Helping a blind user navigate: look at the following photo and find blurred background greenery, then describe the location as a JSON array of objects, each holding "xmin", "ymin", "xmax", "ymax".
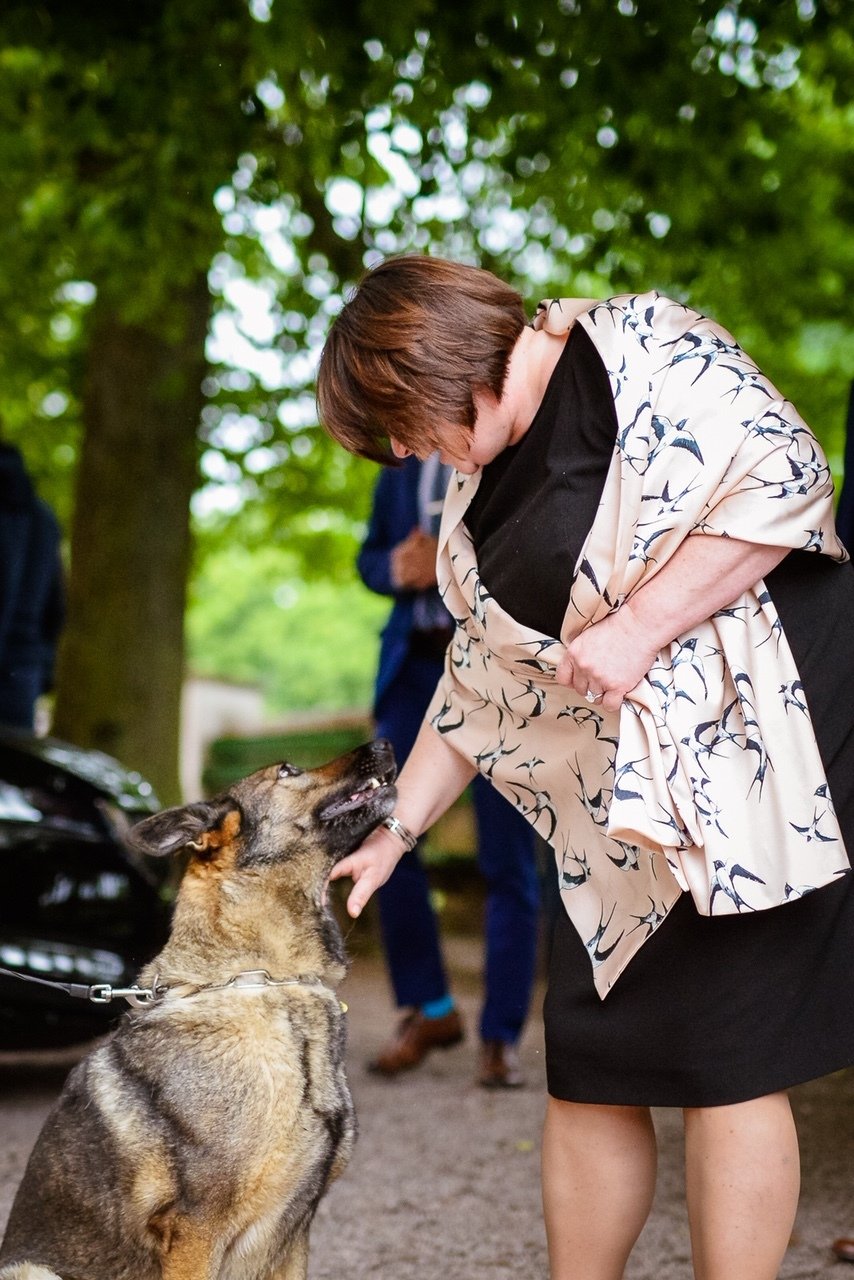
[{"xmin": 0, "ymin": 0, "xmax": 851, "ymax": 800}]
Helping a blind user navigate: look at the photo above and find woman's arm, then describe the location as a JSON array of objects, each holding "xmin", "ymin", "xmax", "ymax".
[
  {"xmin": 556, "ymin": 535, "xmax": 789, "ymax": 711},
  {"xmin": 329, "ymin": 719, "xmax": 477, "ymax": 918}
]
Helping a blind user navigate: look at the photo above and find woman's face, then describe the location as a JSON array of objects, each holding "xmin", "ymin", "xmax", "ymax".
[{"xmin": 390, "ymin": 390, "xmax": 512, "ymax": 475}]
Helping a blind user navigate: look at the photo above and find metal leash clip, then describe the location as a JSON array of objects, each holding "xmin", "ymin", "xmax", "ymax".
[{"xmin": 88, "ymin": 983, "xmax": 158, "ymax": 1008}]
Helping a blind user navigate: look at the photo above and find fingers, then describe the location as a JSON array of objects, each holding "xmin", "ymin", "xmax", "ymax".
[
  {"xmin": 391, "ymin": 542, "xmax": 437, "ymax": 590},
  {"xmin": 327, "ymin": 856, "xmax": 356, "ymax": 884},
  {"xmin": 560, "ymin": 626, "xmax": 628, "ymax": 705},
  {"xmin": 600, "ymin": 689, "xmax": 623, "ymax": 713},
  {"xmin": 346, "ymin": 869, "xmax": 382, "ymax": 919},
  {"xmin": 557, "ymin": 650, "xmax": 597, "ymax": 700},
  {"xmin": 327, "ymin": 856, "xmax": 365, "ymax": 917},
  {"xmin": 557, "ymin": 648, "xmax": 622, "ymax": 706},
  {"xmin": 555, "ymin": 652, "xmax": 575, "ymax": 688},
  {"xmin": 327, "ymin": 849, "xmax": 389, "ymax": 919}
]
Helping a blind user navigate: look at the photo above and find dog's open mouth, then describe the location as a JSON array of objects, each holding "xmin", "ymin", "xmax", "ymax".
[{"xmin": 318, "ymin": 771, "xmax": 395, "ymax": 822}]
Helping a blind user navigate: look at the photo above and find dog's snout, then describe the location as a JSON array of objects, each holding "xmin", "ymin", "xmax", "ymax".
[{"xmin": 367, "ymin": 738, "xmax": 396, "ymax": 779}]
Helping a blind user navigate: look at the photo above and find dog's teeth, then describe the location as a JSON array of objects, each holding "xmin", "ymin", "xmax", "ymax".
[{"xmin": 366, "ymin": 777, "xmax": 381, "ymax": 790}]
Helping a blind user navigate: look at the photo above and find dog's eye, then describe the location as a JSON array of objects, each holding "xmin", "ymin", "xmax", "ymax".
[{"xmin": 277, "ymin": 762, "xmax": 302, "ymax": 779}]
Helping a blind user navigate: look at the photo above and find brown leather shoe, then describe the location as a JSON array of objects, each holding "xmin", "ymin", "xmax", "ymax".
[
  {"xmin": 478, "ymin": 1039, "xmax": 525, "ymax": 1088},
  {"xmin": 832, "ymin": 1238, "xmax": 854, "ymax": 1263},
  {"xmin": 368, "ymin": 1008, "xmax": 464, "ymax": 1075}
]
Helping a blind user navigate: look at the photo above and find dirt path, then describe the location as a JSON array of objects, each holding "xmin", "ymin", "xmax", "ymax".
[{"xmin": 2, "ymin": 936, "xmax": 854, "ymax": 1277}]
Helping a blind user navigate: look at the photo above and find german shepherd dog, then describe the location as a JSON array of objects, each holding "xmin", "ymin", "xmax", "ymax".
[{"xmin": 0, "ymin": 740, "xmax": 396, "ymax": 1280}]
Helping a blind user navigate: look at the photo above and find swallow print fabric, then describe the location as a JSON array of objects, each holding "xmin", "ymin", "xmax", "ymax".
[{"xmin": 426, "ymin": 291, "xmax": 851, "ymax": 997}]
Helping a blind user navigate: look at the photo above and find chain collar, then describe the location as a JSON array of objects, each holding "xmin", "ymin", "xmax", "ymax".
[
  {"xmin": 124, "ymin": 969, "xmax": 346, "ymax": 1011},
  {"xmin": 0, "ymin": 965, "xmax": 346, "ymax": 1012}
]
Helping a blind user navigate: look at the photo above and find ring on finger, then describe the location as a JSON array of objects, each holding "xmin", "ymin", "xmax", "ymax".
[{"xmin": 584, "ymin": 689, "xmax": 605, "ymax": 704}]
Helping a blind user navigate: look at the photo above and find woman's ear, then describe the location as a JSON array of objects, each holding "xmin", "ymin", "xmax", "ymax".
[{"xmin": 127, "ymin": 798, "xmax": 240, "ymax": 859}]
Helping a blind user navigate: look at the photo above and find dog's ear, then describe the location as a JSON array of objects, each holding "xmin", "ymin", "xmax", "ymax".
[{"xmin": 128, "ymin": 798, "xmax": 241, "ymax": 859}]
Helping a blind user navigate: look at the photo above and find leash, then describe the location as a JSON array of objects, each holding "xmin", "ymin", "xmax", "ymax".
[
  {"xmin": 0, "ymin": 965, "xmax": 157, "ymax": 1008},
  {"xmin": 0, "ymin": 965, "xmax": 346, "ymax": 1012}
]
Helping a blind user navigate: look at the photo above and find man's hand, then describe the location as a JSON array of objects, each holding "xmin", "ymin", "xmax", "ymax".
[{"xmin": 390, "ymin": 528, "xmax": 440, "ymax": 591}]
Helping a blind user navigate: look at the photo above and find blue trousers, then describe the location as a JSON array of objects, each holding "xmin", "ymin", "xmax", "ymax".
[{"xmin": 375, "ymin": 651, "xmax": 540, "ymax": 1043}]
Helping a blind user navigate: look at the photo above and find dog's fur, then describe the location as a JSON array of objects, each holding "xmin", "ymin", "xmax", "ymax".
[{"xmin": 0, "ymin": 740, "xmax": 397, "ymax": 1280}]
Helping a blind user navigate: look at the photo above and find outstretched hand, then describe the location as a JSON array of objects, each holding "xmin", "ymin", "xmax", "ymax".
[{"xmin": 327, "ymin": 826, "xmax": 406, "ymax": 918}]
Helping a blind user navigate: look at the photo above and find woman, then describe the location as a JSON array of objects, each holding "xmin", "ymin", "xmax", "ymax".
[{"xmin": 317, "ymin": 255, "xmax": 854, "ymax": 1280}]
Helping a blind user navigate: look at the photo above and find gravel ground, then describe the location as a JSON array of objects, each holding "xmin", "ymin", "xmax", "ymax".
[{"xmin": 2, "ymin": 933, "xmax": 854, "ymax": 1278}]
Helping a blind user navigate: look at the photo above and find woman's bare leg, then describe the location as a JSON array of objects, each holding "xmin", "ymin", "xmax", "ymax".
[
  {"xmin": 542, "ymin": 1097, "xmax": 658, "ymax": 1280},
  {"xmin": 684, "ymin": 1092, "xmax": 800, "ymax": 1280}
]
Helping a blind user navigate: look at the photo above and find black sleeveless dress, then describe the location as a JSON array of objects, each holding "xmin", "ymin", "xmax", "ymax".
[{"xmin": 465, "ymin": 325, "xmax": 854, "ymax": 1107}]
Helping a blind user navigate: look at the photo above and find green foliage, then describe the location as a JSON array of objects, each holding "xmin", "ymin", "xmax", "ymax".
[
  {"xmin": 3, "ymin": 0, "xmax": 852, "ymax": 535},
  {"xmin": 203, "ymin": 722, "xmax": 373, "ymax": 795},
  {"xmin": 186, "ymin": 540, "xmax": 388, "ymax": 714}
]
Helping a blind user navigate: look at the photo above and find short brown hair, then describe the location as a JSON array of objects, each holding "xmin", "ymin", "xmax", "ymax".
[{"xmin": 316, "ymin": 255, "xmax": 527, "ymax": 463}]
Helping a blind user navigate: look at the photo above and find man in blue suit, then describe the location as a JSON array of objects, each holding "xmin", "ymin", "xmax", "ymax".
[{"xmin": 357, "ymin": 454, "xmax": 540, "ymax": 1087}]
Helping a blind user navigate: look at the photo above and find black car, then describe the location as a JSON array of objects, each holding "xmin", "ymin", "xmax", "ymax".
[{"xmin": 0, "ymin": 730, "xmax": 172, "ymax": 1050}]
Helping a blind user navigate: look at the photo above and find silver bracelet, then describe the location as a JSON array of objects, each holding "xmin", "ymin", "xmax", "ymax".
[{"xmin": 382, "ymin": 816, "xmax": 419, "ymax": 852}]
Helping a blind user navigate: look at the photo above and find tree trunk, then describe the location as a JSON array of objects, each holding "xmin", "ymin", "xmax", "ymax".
[{"xmin": 53, "ymin": 279, "xmax": 210, "ymax": 805}]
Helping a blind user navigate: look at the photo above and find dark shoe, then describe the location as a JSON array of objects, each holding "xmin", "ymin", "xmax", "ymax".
[
  {"xmin": 368, "ymin": 1008, "xmax": 464, "ymax": 1075},
  {"xmin": 832, "ymin": 1238, "xmax": 854, "ymax": 1263},
  {"xmin": 478, "ymin": 1039, "xmax": 525, "ymax": 1088}
]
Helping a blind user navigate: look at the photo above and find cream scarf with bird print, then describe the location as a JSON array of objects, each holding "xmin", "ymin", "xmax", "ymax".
[{"xmin": 426, "ymin": 291, "xmax": 850, "ymax": 997}]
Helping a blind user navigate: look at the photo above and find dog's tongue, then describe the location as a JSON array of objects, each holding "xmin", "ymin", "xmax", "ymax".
[{"xmin": 319, "ymin": 778, "xmax": 383, "ymax": 821}]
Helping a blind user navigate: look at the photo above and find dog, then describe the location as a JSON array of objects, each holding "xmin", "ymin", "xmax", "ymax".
[{"xmin": 0, "ymin": 739, "xmax": 397, "ymax": 1280}]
